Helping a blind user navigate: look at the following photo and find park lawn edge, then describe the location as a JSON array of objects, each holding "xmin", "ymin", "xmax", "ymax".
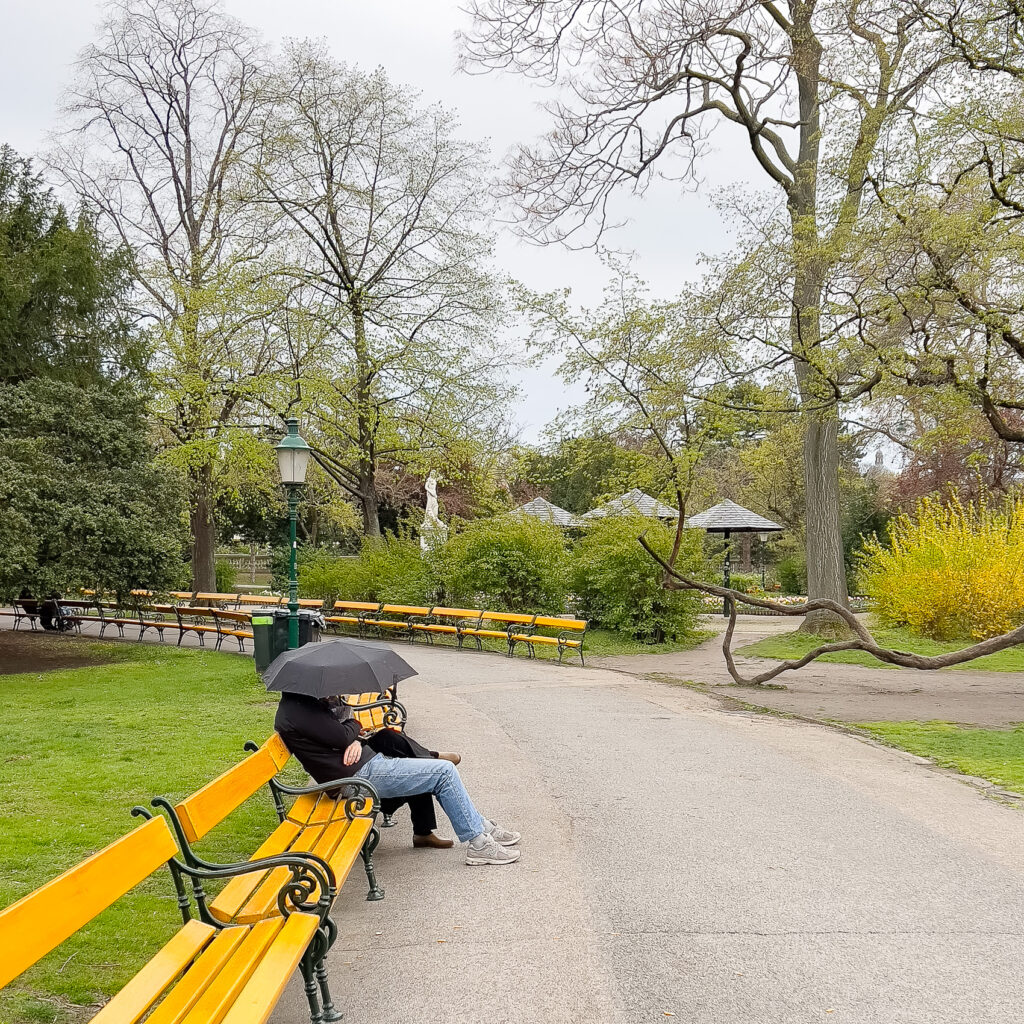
[
  {"xmin": 853, "ymin": 720, "xmax": 1024, "ymax": 795},
  {"xmin": 737, "ymin": 624, "xmax": 1024, "ymax": 672}
]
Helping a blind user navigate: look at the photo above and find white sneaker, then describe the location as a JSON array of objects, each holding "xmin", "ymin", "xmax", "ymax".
[
  {"xmin": 484, "ymin": 818, "xmax": 521, "ymax": 847},
  {"xmin": 466, "ymin": 832, "xmax": 521, "ymax": 865}
]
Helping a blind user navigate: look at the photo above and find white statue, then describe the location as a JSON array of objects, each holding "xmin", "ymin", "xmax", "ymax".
[{"xmin": 420, "ymin": 470, "xmax": 448, "ymax": 552}]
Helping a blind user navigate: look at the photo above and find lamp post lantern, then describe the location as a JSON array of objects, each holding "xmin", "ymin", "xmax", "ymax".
[{"xmin": 274, "ymin": 418, "xmax": 311, "ymax": 650}]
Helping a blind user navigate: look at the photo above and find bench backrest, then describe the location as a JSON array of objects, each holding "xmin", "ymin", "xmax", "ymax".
[
  {"xmin": 481, "ymin": 612, "xmax": 536, "ymax": 627},
  {"xmin": 333, "ymin": 601, "xmax": 380, "ymax": 612},
  {"xmin": 172, "ymin": 735, "xmax": 290, "ymax": 843},
  {"xmin": 296, "ymin": 599, "xmax": 324, "ymax": 609},
  {"xmin": 239, "ymin": 594, "xmax": 285, "ymax": 606},
  {"xmin": 194, "ymin": 592, "xmax": 238, "ymax": 606},
  {"xmin": 380, "ymin": 604, "xmax": 431, "ymax": 616},
  {"xmin": 429, "ymin": 607, "xmax": 483, "ymax": 620},
  {"xmin": 532, "ymin": 616, "xmax": 587, "ymax": 631},
  {"xmin": 0, "ymin": 816, "xmax": 178, "ymax": 988}
]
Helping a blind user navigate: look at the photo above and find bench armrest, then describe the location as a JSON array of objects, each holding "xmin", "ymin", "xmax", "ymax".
[
  {"xmin": 346, "ymin": 697, "xmax": 407, "ymax": 730},
  {"xmin": 133, "ymin": 805, "xmax": 336, "ymax": 926},
  {"xmin": 268, "ymin": 775, "xmax": 380, "ymax": 820}
]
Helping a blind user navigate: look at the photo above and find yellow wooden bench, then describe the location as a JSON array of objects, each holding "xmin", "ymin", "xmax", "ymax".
[
  {"xmin": 211, "ymin": 608, "xmax": 256, "ymax": 651},
  {"xmin": 174, "ymin": 606, "xmax": 223, "ymax": 646},
  {"xmin": 343, "ymin": 692, "xmax": 407, "ymax": 734},
  {"xmin": 153, "ymin": 733, "xmax": 385, "ymax": 914},
  {"xmin": 324, "ymin": 600, "xmax": 381, "ymax": 636},
  {"xmin": 365, "ymin": 603, "xmax": 433, "ymax": 641},
  {"xmin": 0, "ymin": 812, "xmax": 340, "ymax": 1024},
  {"xmin": 510, "ymin": 615, "xmax": 589, "ymax": 665},
  {"xmin": 406, "ymin": 606, "xmax": 483, "ymax": 644},
  {"xmin": 459, "ymin": 611, "xmax": 537, "ymax": 652}
]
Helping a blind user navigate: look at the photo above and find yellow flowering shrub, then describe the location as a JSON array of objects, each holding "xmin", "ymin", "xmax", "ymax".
[{"xmin": 859, "ymin": 493, "xmax": 1024, "ymax": 641}]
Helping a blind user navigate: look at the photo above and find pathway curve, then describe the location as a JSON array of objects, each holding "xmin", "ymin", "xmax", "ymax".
[
  {"xmin": 595, "ymin": 617, "xmax": 1024, "ymax": 727},
  {"xmin": 276, "ymin": 645, "xmax": 1024, "ymax": 1023}
]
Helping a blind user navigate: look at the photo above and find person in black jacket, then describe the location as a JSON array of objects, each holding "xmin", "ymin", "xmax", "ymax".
[{"xmin": 274, "ymin": 691, "xmax": 521, "ymax": 866}]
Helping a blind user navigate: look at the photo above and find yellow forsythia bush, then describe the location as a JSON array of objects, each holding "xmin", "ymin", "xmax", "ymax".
[{"xmin": 859, "ymin": 492, "xmax": 1024, "ymax": 641}]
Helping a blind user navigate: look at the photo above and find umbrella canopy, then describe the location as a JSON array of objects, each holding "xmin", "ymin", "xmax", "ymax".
[{"xmin": 262, "ymin": 639, "xmax": 417, "ymax": 698}]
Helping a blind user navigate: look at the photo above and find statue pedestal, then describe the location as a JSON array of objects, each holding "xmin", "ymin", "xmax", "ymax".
[{"xmin": 420, "ymin": 516, "xmax": 448, "ymax": 553}]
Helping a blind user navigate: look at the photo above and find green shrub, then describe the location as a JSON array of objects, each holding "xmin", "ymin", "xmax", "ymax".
[
  {"xmin": 570, "ymin": 517, "xmax": 707, "ymax": 642},
  {"xmin": 299, "ymin": 537, "xmax": 437, "ymax": 605},
  {"xmin": 215, "ymin": 559, "xmax": 238, "ymax": 593},
  {"xmin": 437, "ymin": 515, "xmax": 568, "ymax": 612},
  {"xmin": 728, "ymin": 571, "xmax": 763, "ymax": 594},
  {"xmin": 777, "ymin": 554, "xmax": 806, "ymax": 595}
]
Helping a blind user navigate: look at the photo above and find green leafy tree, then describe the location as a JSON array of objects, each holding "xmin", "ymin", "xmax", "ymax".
[
  {"xmin": 255, "ymin": 50, "xmax": 512, "ymax": 536},
  {"xmin": 0, "ymin": 378, "xmax": 185, "ymax": 598},
  {"xmin": 55, "ymin": 0, "xmax": 285, "ymax": 591},
  {"xmin": 437, "ymin": 515, "xmax": 568, "ymax": 611},
  {"xmin": 0, "ymin": 146, "xmax": 139, "ymax": 384},
  {"xmin": 463, "ymin": 1, "xmax": 974, "ymax": 631}
]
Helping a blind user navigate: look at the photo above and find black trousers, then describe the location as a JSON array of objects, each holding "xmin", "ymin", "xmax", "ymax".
[{"xmin": 363, "ymin": 729, "xmax": 439, "ymax": 835}]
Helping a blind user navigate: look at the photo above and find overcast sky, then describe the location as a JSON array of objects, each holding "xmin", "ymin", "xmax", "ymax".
[{"xmin": 1, "ymin": 0, "xmax": 755, "ymax": 442}]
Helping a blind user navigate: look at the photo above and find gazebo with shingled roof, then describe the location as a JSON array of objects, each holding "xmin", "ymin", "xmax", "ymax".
[{"xmin": 685, "ymin": 500, "xmax": 783, "ymax": 615}]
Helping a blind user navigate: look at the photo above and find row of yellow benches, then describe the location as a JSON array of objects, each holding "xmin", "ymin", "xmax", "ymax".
[
  {"xmin": 11, "ymin": 590, "xmax": 590, "ymax": 664},
  {"xmin": 324, "ymin": 602, "xmax": 588, "ymax": 665},
  {"xmin": 0, "ymin": 708, "xmax": 402, "ymax": 1024}
]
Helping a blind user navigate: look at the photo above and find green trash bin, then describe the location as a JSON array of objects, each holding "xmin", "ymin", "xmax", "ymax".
[
  {"xmin": 270, "ymin": 608, "xmax": 321, "ymax": 652},
  {"xmin": 251, "ymin": 615, "xmax": 276, "ymax": 673}
]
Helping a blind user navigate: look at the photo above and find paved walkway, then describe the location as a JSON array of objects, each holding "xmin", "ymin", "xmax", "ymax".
[{"xmin": 273, "ymin": 645, "xmax": 1024, "ymax": 1024}]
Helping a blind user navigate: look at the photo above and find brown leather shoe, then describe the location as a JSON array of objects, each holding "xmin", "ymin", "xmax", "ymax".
[
  {"xmin": 437, "ymin": 752, "xmax": 461, "ymax": 766},
  {"xmin": 413, "ymin": 832, "xmax": 455, "ymax": 849}
]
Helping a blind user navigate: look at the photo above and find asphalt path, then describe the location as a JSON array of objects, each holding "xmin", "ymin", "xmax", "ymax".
[{"xmin": 272, "ymin": 644, "xmax": 1024, "ymax": 1024}]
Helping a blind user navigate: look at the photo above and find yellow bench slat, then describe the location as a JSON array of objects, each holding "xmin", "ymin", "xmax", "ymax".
[
  {"xmin": 91, "ymin": 920, "xmax": 217, "ymax": 1024},
  {"xmin": 143, "ymin": 926, "xmax": 250, "ymax": 1024},
  {"xmin": 0, "ymin": 817, "xmax": 179, "ymax": 988},
  {"xmin": 179, "ymin": 918, "xmax": 285, "ymax": 1024},
  {"xmin": 208, "ymin": 820, "xmax": 303, "ymax": 924},
  {"xmin": 174, "ymin": 747, "xmax": 280, "ymax": 843},
  {"xmin": 220, "ymin": 914, "xmax": 320, "ymax": 1024},
  {"xmin": 235, "ymin": 821, "xmax": 330, "ymax": 924}
]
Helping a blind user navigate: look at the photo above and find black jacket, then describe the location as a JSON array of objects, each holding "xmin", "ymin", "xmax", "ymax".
[{"xmin": 274, "ymin": 692, "xmax": 375, "ymax": 782}]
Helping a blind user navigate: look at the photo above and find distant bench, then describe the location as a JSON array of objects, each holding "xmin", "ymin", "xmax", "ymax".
[{"xmin": 325, "ymin": 602, "xmax": 588, "ymax": 665}]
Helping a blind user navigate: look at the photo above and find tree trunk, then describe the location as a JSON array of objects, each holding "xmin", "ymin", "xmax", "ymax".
[
  {"xmin": 789, "ymin": 6, "xmax": 849, "ymax": 634},
  {"xmin": 351, "ymin": 296, "xmax": 381, "ymax": 538},
  {"xmin": 800, "ymin": 407, "xmax": 849, "ymax": 632},
  {"xmin": 189, "ymin": 462, "xmax": 217, "ymax": 592},
  {"xmin": 360, "ymin": 472, "xmax": 381, "ymax": 538}
]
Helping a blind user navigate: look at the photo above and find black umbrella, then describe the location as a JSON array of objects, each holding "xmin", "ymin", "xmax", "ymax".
[{"xmin": 261, "ymin": 639, "xmax": 417, "ymax": 698}]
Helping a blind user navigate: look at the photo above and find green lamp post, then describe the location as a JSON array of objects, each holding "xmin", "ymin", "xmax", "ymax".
[{"xmin": 274, "ymin": 418, "xmax": 311, "ymax": 650}]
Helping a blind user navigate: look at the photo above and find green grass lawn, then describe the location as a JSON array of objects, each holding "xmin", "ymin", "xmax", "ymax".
[
  {"xmin": 738, "ymin": 623, "xmax": 1024, "ymax": 672},
  {"xmin": 856, "ymin": 721, "xmax": 1024, "ymax": 793},
  {"xmin": 0, "ymin": 640, "xmax": 288, "ymax": 1024}
]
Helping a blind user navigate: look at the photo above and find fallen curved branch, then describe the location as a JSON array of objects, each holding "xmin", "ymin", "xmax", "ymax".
[{"xmin": 638, "ymin": 536, "xmax": 1024, "ymax": 685}]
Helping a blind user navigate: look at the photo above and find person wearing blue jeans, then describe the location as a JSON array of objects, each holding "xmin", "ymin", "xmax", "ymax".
[{"xmin": 275, "ymin": 690, "xmax": 521, "ymax": 865}]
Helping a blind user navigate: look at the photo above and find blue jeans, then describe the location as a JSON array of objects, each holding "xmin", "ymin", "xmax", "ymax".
[{"xmin": 356, "ymin": 754, "xmax": 486, "ymax": 842}]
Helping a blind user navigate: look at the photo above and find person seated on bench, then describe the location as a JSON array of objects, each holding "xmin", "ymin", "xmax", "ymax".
[
  {"xmin": 275, "ymin": 691, "xmax": 522, "ymax": 866},
  {"xmin": 325, "ymin": 693, "xmax": 461, "ymax": 848}
]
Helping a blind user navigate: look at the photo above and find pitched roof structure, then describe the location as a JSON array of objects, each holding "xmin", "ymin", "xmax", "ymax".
[
  {"xmin": 580, "ymin": 488, "xmax": 678, "ymax": 521},
  {"xmin": 513, "ymin": 496, "xmax": 578, "ymax": 527},
  {"xmin": 685, "ymin": 499, "xmax": 783, "ymax": 533}
]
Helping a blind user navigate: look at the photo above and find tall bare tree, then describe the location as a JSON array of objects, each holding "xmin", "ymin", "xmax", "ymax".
[
  {"xmin": 462, "ymin": 0, "xmax": 960, "ymax": 630},
  {"xmin": 54, "ymin": 0, "xmax": 280, "ymax": 590},
  {"xmin": 256, "ymin": 46, "xmax": 509, "ymax": 536}
]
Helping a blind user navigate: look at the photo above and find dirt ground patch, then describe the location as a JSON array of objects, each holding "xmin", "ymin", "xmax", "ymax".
[
  {"xmin": 0, "ymin": 629, "xmax": 116, "ymax": 674},
  {"xmin": 594, "ymin": 620, "xmax": 1024, "ymax": 727}
]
